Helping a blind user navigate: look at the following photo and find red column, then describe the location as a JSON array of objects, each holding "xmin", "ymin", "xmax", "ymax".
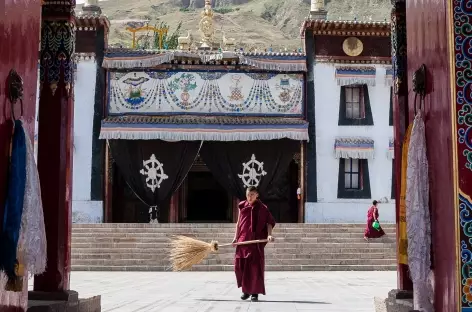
[
  {"xmin": 391, "ymin": 0, "xmax": 413, "ymax": 291},
  {"xmin": 34, "ymin": 1, "xmax": 75, "ymax": 292}
]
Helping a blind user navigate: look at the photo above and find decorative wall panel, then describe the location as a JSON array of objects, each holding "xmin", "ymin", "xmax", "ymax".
[
  {"xmin": 108, "ymin": 71, "xmax": 304, "ymax": 116},
  {"xmin": 452, "ymin": 0, "xmax": 472, "ymax": 310}
]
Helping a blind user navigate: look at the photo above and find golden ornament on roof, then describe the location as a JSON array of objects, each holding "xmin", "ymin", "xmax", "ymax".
[{"xmin": 342, "ymin": 37, "xmax": 363, "ymax": 57}]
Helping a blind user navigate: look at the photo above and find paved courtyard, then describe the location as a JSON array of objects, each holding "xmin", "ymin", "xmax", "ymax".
[{"xmin": 60, "ymin": 271, "xmax": 396, "ymax": 312}]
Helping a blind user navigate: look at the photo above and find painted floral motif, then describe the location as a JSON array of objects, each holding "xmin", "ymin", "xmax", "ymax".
[
  {"xmin": 169, "ymin": 73, "xmax": 198, "ymax": 106},
  {"xmin": 464, "ymin": 277, "xmax": 472, "ymax": 303}
]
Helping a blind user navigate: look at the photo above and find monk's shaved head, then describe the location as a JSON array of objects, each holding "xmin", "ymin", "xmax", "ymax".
[{"xmin": 246, "ymin": 186, "xmax": 259, "ymax": 204}]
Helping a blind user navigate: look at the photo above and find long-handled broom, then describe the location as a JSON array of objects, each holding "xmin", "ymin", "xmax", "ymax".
[{"xmin": 169, "ymin": 235, "xmax": 269, "ymax": 271}]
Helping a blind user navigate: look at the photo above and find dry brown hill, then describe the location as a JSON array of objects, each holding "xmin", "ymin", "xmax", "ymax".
[{"xmin": 77, "ymin": 0, "xmax": 392, "ymax": 50}]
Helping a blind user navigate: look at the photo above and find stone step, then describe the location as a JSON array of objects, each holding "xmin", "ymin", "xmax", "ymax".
[
  {"xmin": 71, "ymin": 258, "xmax": 395, "ymax": 266},
  {"xmin": 72, "ymin": 227, "xmax": 396, "ymax": 233},
  {"xmin": 71, "ymin": 232, "xmax": 395, "ymax": 239},
  {"xmin": 71, "ymin": 247, "xmax": 396, "ymax": 254},
  {"xmin": 72, "ymin": 223, "xmax": 396, "ymax": 228},
  {"xmin": 71, "ymin": 264, "xmax": 396, "ymax": 271},
  {"xmin": 70, "ymin": 223, "xmax": 397, "ymax": 272},
  {"xmin": 71, "ymin": 242, "xmax": 396, "ymax": 249},
  {"xmin": 71, "ymin": 237, "xmax": 395, "ymax": 244},
  {"xmin": 71, "ymin": 252, "xmax": 395, "ymax": 260}
]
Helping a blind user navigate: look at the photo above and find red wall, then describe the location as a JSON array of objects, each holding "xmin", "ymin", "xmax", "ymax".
[
  {"xmin": 0, "ymin": 2, "xmax": 41, "ymax": 224},
  {"xmin": 405, "ymin": 0, "xmax": 457, "ymax": 310}
]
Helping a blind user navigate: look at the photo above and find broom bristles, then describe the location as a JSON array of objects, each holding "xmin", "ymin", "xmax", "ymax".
[{"xmin": 169, "ymin": 235, "xmax": 220, "ymax": 271}]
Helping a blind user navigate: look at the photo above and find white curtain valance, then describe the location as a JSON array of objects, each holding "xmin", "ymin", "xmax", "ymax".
[
  {"xmin": 102, "ymin": 50, "xmax": 307, "ymax": 72},
  {"xmin": 99, "ymin": 116, "xmax": 309, "ymax": 142},
  {"xmin": 335, "ymin": 66, "xmax": 376, "ymax": 87},
  {"xmin": 334, "ymin": 137, "xmax": 375, "ymax": 159}
]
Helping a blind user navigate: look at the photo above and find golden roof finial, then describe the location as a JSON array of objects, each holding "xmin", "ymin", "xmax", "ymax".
[
  {"xmin": 311, "ymin": 0, "xmax": 324, "ymax": 11},
  {"xmin": 199, "ymin": 0, "xmax": 214, "ymax": 49}
]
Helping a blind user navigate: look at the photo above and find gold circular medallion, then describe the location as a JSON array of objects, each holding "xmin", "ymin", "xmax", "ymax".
[{"xmin": 342, "ymin": 37, "xmax": 363, "ymax": 57}]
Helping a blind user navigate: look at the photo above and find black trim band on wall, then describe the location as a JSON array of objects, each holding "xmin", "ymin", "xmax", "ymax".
[
  {"xmin": 389, "ymin": 87, "xmax": 394, "ymax": 126},
  {"xmin": 90, "ymin": 26, "xmax": 106, "ymax": 200},
  {"xmin": 338, "ymin": 85, "xmax": 374, "ymax": 126},
  {"xmin": 305, "ymin": 29, "xmax": 317, "ymax": 203},
  {"xmin": 337, "ymin": 158, "xmax": 372, "ymax": 199},
  {"xmin": 391, "ymin": 159, "xmax": 396, "ymax": 199}
]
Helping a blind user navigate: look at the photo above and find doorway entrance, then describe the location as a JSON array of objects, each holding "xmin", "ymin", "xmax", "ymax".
[{"xmin": 185, "ymin": 171, "xmax": 232, "ymax": 222}]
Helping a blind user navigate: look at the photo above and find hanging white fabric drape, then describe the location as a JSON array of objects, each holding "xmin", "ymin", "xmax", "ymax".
[
  {"xmin": 405, "ymin": 111, "xmax": 434, "ymax": 312},
  {"xmin": 0, "ymin": 122, "xmax": 47, "ymax": 310}
]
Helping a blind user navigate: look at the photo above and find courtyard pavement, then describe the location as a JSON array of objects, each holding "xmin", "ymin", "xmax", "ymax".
[{"xmin": 54, "ymin": 271, "xmax": 396, "ymax": 312}]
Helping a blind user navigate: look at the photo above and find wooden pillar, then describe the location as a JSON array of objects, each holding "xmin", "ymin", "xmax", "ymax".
[
  {"xmin": 305, "ymin": 29, "xmax": 318, "ymax": 206},
  {"xmin": 299, "ymin": 143, "xmax": 306, "ymax": 223},
  {"xmin": 104, "ymin": 144, "xmax": 113, "ymax": 223},
  {"xmin": 180, "ymin": 178, "xmax": 188, "ymax": 222},
  {"xmin": 34, "ymin": 1, "xmax": 75, "ymax": 292},
  {"xmin": 391, "ymin": 0, "xmax": 413, "ymax": 292}
]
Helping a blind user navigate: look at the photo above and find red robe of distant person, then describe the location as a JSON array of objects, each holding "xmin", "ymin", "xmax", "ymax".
[
  {"xmin": 364, "ymin": 204, "xmax": 386, "ymax": 239},
  {"xmin": 234, "ymin": 199, "xmax": 276, "ymax": 295}
]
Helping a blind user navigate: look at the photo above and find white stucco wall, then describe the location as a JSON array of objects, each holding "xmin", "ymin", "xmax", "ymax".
[
  {"xmin": 72, "ymin": 58, "xmax": 103, "ymax": 223},
  {"xmin": 34, "ymin": 59, "xmax": 102, "ymax": 223},
  {"xmin": 305, "ymin": 63, "xmax": 395, "ymax": 223}
]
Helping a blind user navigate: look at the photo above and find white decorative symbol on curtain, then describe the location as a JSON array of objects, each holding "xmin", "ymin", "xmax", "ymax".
[
  {"xmin": 238, "ymin": 154, "xmax": 267, "ymax": 187},
  {"xmin": 140, "ymin": 154, "xmax": 169, "ymax": 192}
]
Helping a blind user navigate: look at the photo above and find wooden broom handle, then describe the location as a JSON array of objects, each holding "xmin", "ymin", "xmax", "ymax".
[{"xmin": 219, "ymin": 239, "xmax": 269, "ymax": 247}]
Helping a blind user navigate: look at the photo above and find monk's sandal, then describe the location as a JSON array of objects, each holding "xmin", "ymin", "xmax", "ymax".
[
  {"xmin": 251, "ymin": 295, "xmax": 258, "ymax": 301},
  {"xmin": 241, "ymin": 293, "xmax": 250, "ymax": 300}
]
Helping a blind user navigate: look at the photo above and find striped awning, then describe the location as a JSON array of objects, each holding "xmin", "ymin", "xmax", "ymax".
[
  {"xmin": 385, "ymin": 68, "xmax": 393, "ymax": 86},
  {"xmin": 335, "ymin": 66, "xmax": 376, "ymax": 86},
  {"xmin": 334, "ymin": 137, "xmax": 375, "ymax": 159},
  {"xmin": 99, "ymin": 115, "xmax": 309, "ymax": 142},
  {"xmin": 387, "ymin": 137, "xmax": 394, "ymax": 159}
]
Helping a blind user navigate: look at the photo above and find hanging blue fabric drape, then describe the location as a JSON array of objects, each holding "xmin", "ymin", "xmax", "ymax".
[{"xmin": 0, "ymin": 120, "xmax": 27, "ymax": 279}]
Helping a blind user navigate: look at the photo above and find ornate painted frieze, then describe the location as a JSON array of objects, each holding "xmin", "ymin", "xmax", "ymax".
[
  {"xmin": 40, "ymin": 20, "xmax": 76, "ymax": 96},
  {"xmin": 453, "ymin": 0, "xmax": 472, "ymax": 310},
  {"xmin": 107, "ymin": 71, "xmax": 304, "ymax": 116},
  {"xmin": 391, "ymin": 1, "xmax": 406, "ymax": 94}
]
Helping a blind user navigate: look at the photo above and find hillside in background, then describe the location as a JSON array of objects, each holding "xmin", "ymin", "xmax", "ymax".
[{"xmin": 77, "ymin": 0, "xmax": 392, "ymax": 50}]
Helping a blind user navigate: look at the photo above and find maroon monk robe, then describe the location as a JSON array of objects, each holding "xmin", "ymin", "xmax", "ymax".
[
  {"xmin": 234, "ymin": 199, "xmax": 276, "ymax": 295},
  {"xmin": 364, "ymin": 205, "xmax": 386, "ymax": 238}
]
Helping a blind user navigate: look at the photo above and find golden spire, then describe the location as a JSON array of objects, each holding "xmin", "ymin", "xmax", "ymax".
[
  {"xmin": 199, "ymin": 0, "xmax": 215, "ymax": 49},
  {"xmin": 310, "ymin": 0, "xmax": 327, "ymax": 19}
]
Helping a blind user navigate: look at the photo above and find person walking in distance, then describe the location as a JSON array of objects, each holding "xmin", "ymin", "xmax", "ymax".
[
  {"xmin": 364, "ymin": 200, "xmax": 386, "ymax": 241},
  {"xmin": 232, "ymin": 186, "xmax": 276, "ymax": 301}
]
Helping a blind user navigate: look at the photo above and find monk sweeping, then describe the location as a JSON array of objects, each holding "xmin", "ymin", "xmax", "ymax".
[{"xmin": 232, "ymin": 186, "xmax": 276, "ymax": 302}]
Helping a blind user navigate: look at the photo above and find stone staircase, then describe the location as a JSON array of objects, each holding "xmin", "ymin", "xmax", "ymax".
[{"xmin": 71, "ymin": 223, "xmax": 397, "ymax": 271}]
